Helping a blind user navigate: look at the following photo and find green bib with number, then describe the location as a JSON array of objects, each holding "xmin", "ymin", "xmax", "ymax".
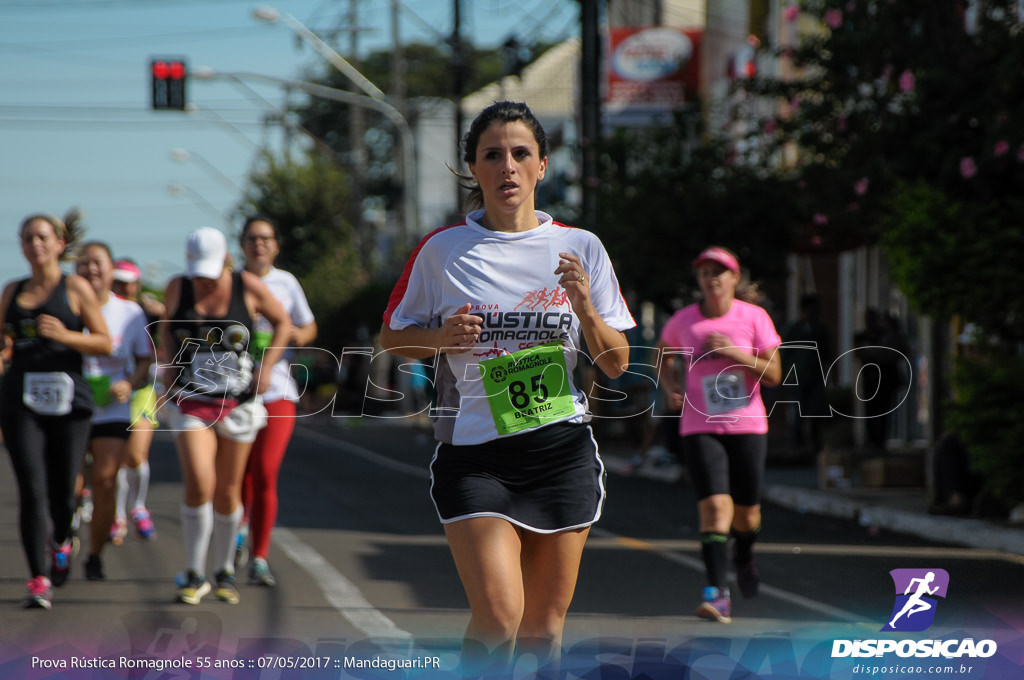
[{"xmin": 479, "ymin": 342, "xmax": 576, "ymax": 436}]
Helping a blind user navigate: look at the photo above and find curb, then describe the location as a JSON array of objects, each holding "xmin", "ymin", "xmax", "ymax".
[{"xmin": 763, "ymin": 484, "xmax": 1024, "ymax": 557}]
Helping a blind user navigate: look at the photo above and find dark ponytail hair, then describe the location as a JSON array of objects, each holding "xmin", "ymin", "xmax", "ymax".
[{"xmin": 451, "ymin": 101, "xmax": 548, "ymax": 212}]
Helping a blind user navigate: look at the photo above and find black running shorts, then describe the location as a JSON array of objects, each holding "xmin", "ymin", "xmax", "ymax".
[
  {"xmin": 429, "ymin": 422, "xmax": 606, "ymax": 533},
  {"xmin": 89, "ymin": 420, "xmax": 131, "ymax": 441}
]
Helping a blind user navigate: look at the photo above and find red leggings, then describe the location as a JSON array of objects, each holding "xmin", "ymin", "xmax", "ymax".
[{"xmin": 242, "ymin": 399, "xmax": 296, "ymax": 559}]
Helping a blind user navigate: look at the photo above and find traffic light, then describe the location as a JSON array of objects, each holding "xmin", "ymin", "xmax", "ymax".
[{"xmin": 150, "ymin": 57, "xmax": 187, "ymax": 110}]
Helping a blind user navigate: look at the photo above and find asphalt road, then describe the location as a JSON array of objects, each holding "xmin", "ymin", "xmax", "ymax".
[{"xmin": 1, "ymin": 417, "xmax": 1020, "ymax": 678}]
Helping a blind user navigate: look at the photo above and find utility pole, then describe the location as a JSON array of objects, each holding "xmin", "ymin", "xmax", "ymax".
[
  {"xmin": 452, "ymin": 0, "xmax": 464, "ymax": 211},
  {"xmin": 580, "ymin": 0, "xmax": 602, "ymax": 232},
  {"xmin": 348, "ymin": 0, "xmax": 368, "ymax": 262},
  {"xmin": 391, "ymin": 0, "xmax": 409, "ymax": 240},
  {"xmin": 390, "ymin": 0, "xmax": 406, "ymax": 106}
]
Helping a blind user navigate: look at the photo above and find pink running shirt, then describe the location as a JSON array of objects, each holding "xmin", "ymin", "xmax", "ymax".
[{"xmin": 659, "ymin": 300, "xmax": 781, "ymax": 435}]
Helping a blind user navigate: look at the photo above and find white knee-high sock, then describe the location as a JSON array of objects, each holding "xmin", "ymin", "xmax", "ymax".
[
  {"xmin": 115, "ymin": 468, "xmax": 129, "ymax": 521},
  {"xmin": 130, "ymin": 461, "xmax": 151, "ymax": 510},
  {"xmin": 124, "ymin": 465, "xmax": 141, "ymax": 510},
  {"xmin": 181, "ymin": 502, "xmax": 214, "ymax": 576},
  {"xmin": 211, "ymin": 506, "xmax": 243, "ymax": 576}
]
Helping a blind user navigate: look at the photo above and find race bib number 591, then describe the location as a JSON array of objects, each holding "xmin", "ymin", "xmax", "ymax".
[{"xmin": 479, "ymin": 342, "xmax": 576, "ymax": 436}]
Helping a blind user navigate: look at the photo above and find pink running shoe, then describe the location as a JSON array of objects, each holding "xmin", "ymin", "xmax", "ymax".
[
  {"xmin": 110, "ymin": 518, "xmax": 128, "ymax": 546},
  {"xmin": 131, "ymin": 508, "xmax": 157, "ymax": 540},
  {"xmin": 23, "ymin": 576, "xmax": 53, "ymax": 609}
]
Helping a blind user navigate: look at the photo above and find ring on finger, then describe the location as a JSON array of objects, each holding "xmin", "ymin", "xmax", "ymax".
[{"xmin": 577, "ymin": 272, "xmax": 586, "ymax": 283}]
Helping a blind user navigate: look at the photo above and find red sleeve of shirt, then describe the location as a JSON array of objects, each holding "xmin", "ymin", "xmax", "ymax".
[{"xmin": 382, "ymin": 223, "xmax": 461, "ymax": 327}]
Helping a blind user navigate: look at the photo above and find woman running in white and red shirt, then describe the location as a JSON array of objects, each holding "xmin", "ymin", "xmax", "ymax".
[{"xmin": 382, "ymin": 101, "xmax": 634, "ymax": 673}]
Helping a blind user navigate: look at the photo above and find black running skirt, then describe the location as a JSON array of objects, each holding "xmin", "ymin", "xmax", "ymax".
[{"xmin": 429, "ymin": 422, "xmax": 606, "ymax": 533}]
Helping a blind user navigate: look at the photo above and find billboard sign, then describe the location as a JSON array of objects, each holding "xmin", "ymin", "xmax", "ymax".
[{"xmin": 605, "ymin": 26, "xmax": 703, "ymax": 113}]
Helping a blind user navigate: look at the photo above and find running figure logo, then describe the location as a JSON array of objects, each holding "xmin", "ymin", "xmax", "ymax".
[{"xmin": 881, "ymin": 568, "xmax": 949, "ymax": 632}]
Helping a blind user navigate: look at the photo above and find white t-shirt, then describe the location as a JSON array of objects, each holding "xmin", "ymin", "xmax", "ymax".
[
  {"xmin": 254, "ymin": 267, "xmax": 315, "ymax": 403},
  {"xmin": 385, "ymin": 210, "xmax": 636, "ymax": 445},
  {"xmin": 84, "ymin": 294, "xmax": 151, "ymax": 424}
]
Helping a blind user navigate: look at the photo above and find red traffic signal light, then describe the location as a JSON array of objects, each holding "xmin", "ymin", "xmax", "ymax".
[{"xmin": 150, "ymin": 57, "xmax": 187, "ymax": 110}]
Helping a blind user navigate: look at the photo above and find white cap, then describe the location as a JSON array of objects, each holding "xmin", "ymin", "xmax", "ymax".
[{"xmin": 185, "ymin": 227, "xmax": 227, "ymax": 279}]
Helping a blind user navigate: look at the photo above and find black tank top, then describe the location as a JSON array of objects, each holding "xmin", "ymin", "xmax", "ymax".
[
  {"xmin": 167, "ymin": 271, "xmax": 255, "ymax": 402},
  {"xmin": 1, "ymin": 275, "xmax": 92, "ymax": 414}
]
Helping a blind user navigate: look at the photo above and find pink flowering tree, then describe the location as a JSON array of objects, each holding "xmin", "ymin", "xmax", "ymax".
[
  {"xmin": 734, "ymin": 0, "xmax": 1024, "ymax": 325},
  {"xmin": 738, "ymin": 0, "xmax": 1024, "ymax": 318},
  {"xmin": 736, "ymin": 0, "xmax": 1024, "ymax": 508}
]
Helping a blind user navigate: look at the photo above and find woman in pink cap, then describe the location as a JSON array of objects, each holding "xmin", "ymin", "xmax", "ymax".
[
  {"xmin": 656, "ymin": 246, "xmax": 781, "ymax": 624},
  {"xmin": 109, "ymin": 258, "xmax": 162, "ymax": 545}
]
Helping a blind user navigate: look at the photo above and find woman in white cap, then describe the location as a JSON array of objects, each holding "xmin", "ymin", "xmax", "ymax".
[
  {"xmin": 160, "ymin": 227, "xmax": 290, "ymax": 605},
  {"xmin": 656, "ymin": 246, "xmax": 781, "ymax": 624}
]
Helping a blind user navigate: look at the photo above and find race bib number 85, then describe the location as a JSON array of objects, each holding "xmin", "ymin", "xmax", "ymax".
[{"xmin": 479, "ymin": 342, "xmax": 576, "ymax": 436}]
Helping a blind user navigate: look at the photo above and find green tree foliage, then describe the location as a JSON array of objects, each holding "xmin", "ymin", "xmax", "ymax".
[
  {"xmin": 741, "ymin": 0, "xmax": 1024, "ymax": 327},
  {"xmin": 357, "ymin": 42, "xmax": 521, "ymax": 100},
  {"xmin": 946, "ymin": 353, "xmax": 1024, "ymax": 509},
  {"xmin": 740, "ymin": 1, "xmax": 1024, "ymax": 505},
  {"xmin": 296, "ymin": 41, "xmax": 539, "ymax": 173},
  {"xmin": 880, "ymin": 180, "xmax": 1024, "ymax": 344},
  {"xmin": 295, "ymin": 41, "xmax": 556, "ymax": 221},
  {"xmin": 236, "ymin": 150, "xmax": 370, "ymax": 350},
  {"xmin": 595, "ymin": 110, "xmax": 796, "ymax": 311},
  {"xmin": 239, "ymin": 150, "xmax": 355, "ymax": 273}
]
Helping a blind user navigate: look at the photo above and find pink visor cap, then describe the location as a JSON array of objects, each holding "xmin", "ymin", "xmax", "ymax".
[
  {"xmin": 692, "ymin": 247, "xmax": 740, "ymax": 273},
  {"xmin": 112, "ymin": 260, "xmax": 142, "ymax": 283}
]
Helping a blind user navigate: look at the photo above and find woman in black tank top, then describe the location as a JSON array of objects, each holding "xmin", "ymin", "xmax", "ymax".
[
  {"xmin": 0, "ymin": 211, "xmax": 112, "ymax": 610},
  {"xmin": 158, "ymin": 227, "xmax": 290, "ymax": 606}
]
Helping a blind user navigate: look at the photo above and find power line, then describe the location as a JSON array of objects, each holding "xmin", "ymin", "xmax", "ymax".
[
  {"xmin": 0, "ymin": 0, "xmax": 257, "ymax": 11},
  {"xmin": 0, "ymin": 25, "xmax": 265, "ymax": 51},
  {"xmin": 0, "ymin": 179, "xmax": 161, "ymax": 188},
  {"xmin": 0, "ymin": 117, "xmax": 267, "ymax": 130},
  {"xmin": 0, "ymin": 103, "xmax": 264, "ymax": 114}
]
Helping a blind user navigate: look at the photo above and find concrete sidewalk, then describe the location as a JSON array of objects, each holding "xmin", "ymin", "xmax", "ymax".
[{"xmin": 601, "ymin": 450, "xmax": 1024, "ymax": 557}]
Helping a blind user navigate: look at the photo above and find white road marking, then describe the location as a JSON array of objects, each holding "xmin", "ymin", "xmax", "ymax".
[
  {"xmin": 273, "ymin": 527, "xmax": 412, "ymax": 640},
  {"xmin": 289, "ymin": 426, "xmax": 864, "ymax": 626},
  {"xmin": 296, "ymin": 425, "xmax": 429, "ymax": 478},
  {"xmin": 590, "ymin": 527, "xmax": 864, "ymax": 623}
]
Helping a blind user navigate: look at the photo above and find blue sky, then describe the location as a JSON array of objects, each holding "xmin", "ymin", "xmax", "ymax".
[{"xmin": 0, "ymin": 0, "xmax": 578, "ymax": 285}]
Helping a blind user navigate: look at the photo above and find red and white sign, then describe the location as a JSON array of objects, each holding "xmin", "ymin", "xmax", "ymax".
[{"xmin": 605, "ymin": 26, "xmax": 703, "ymax": 112}]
